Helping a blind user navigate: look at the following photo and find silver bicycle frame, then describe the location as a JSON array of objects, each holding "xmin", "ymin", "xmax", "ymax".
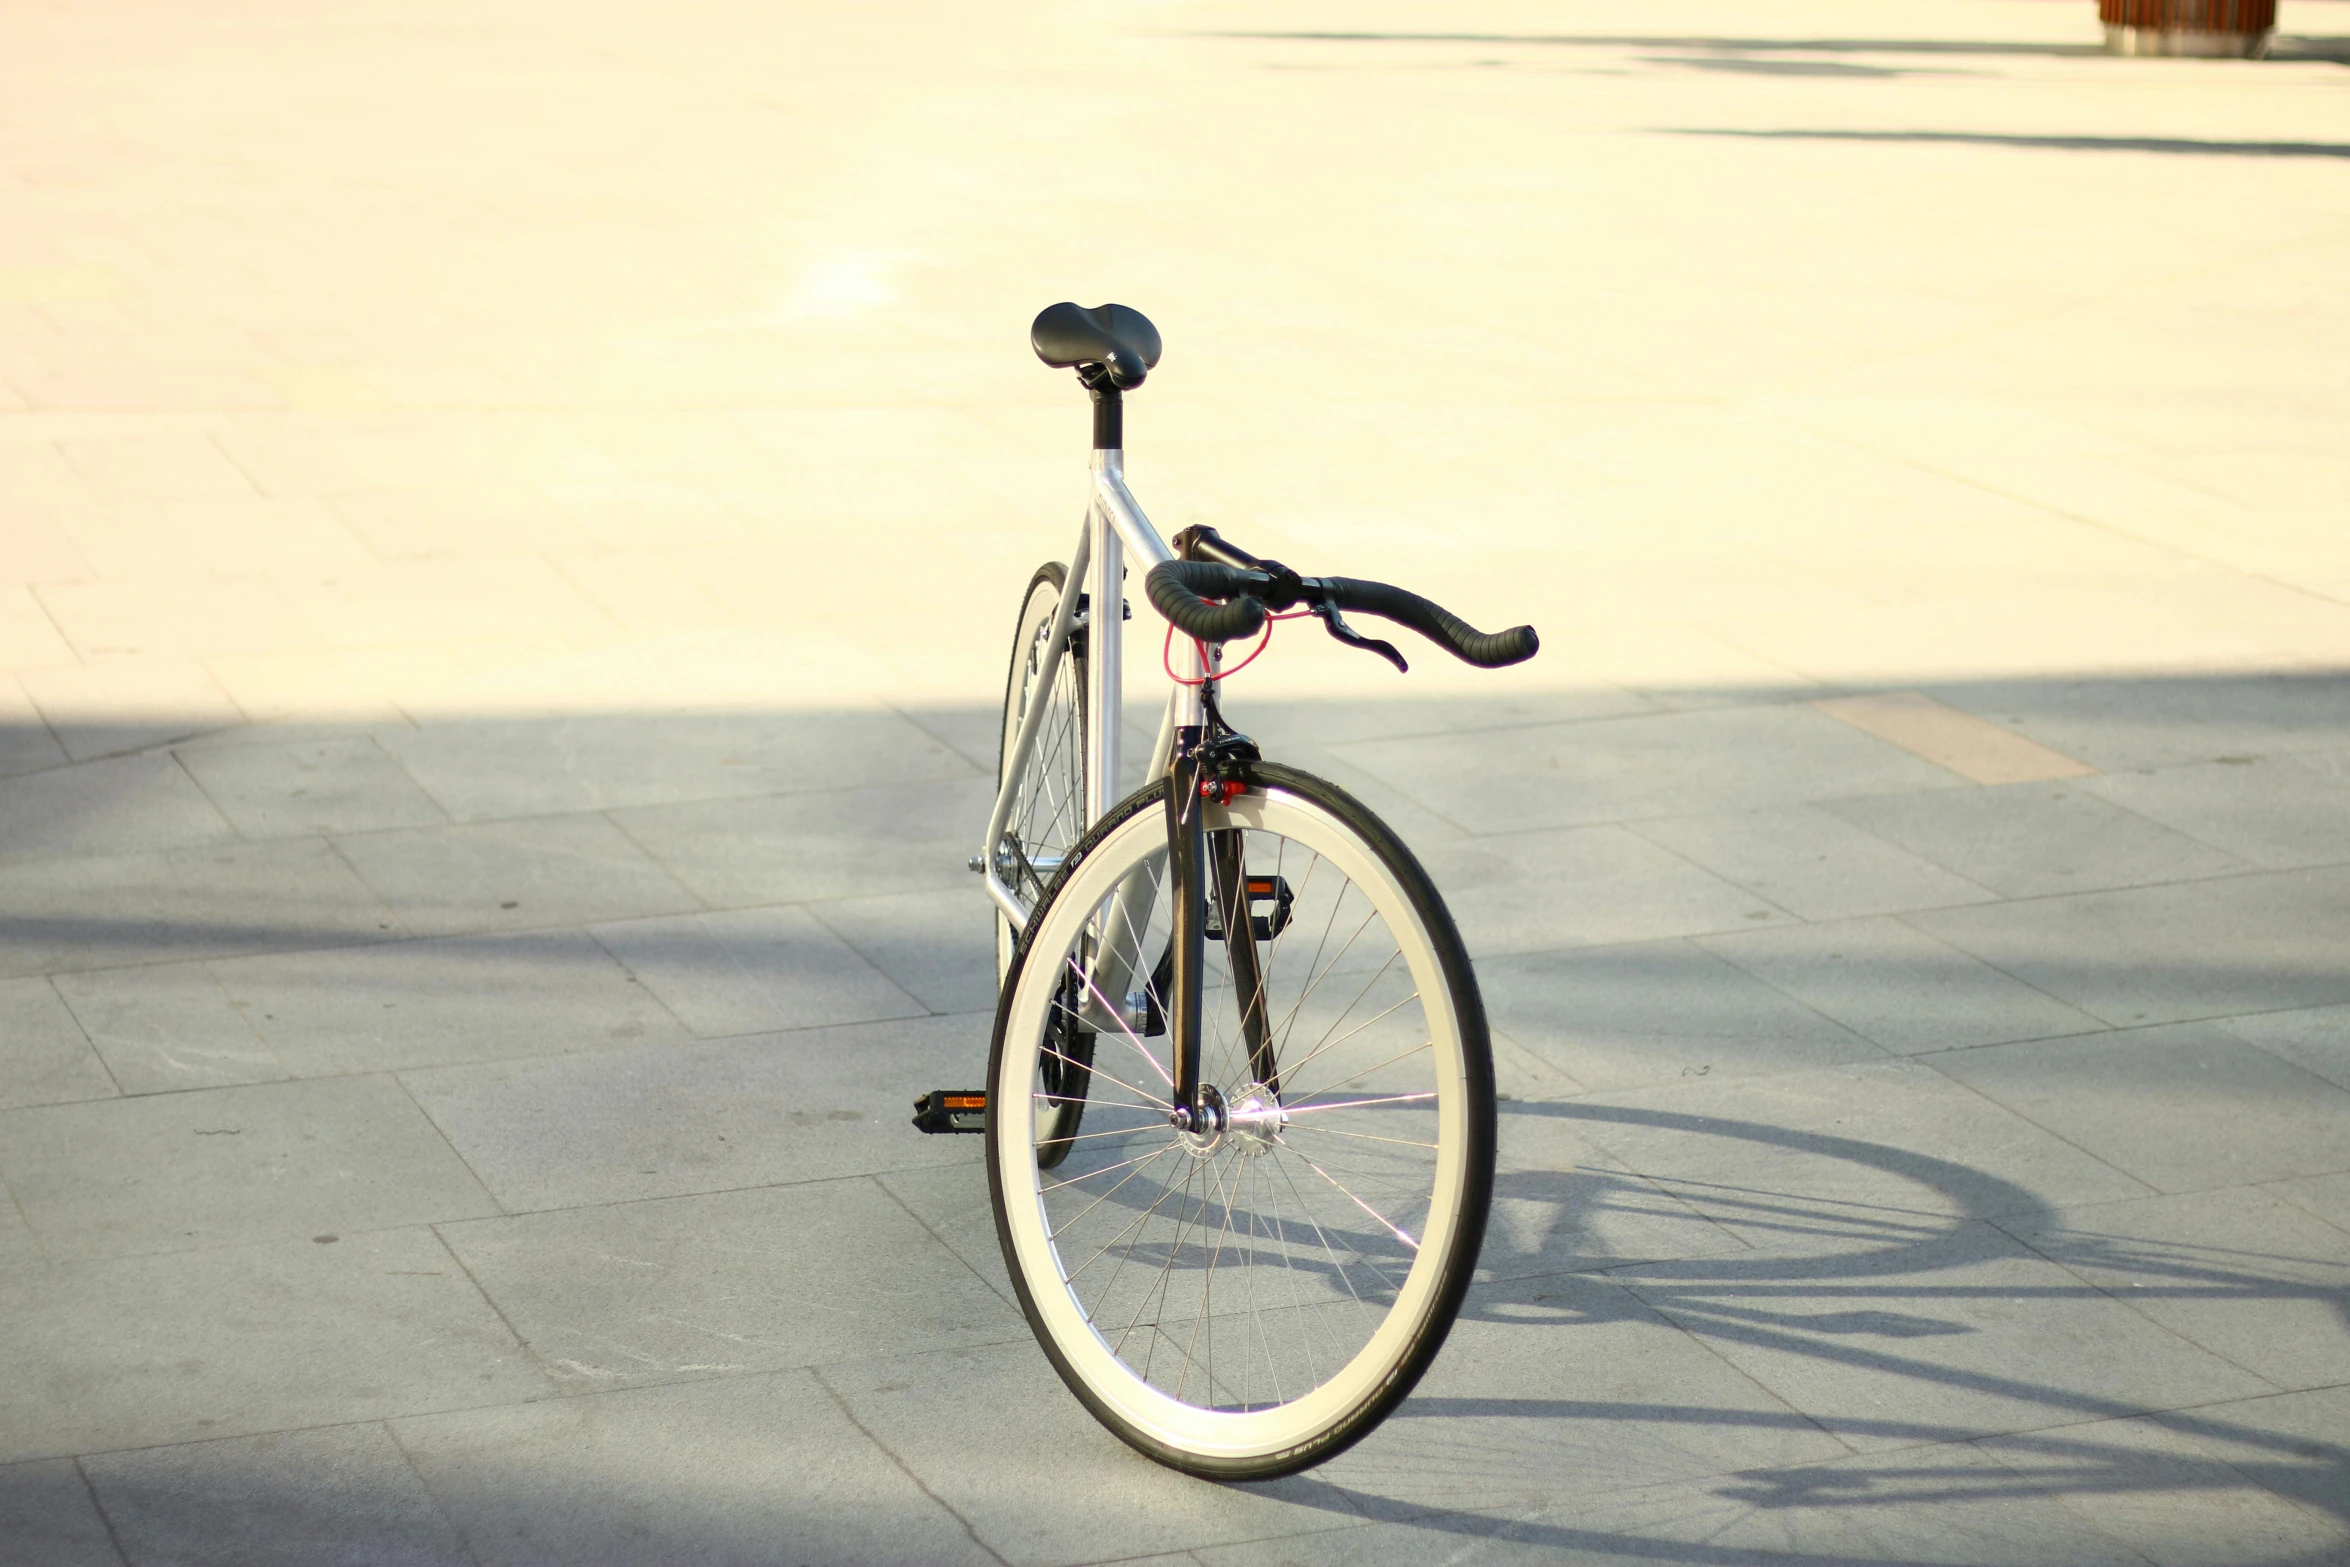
[{"xmin": 981, "ymin": 446, "xmax": 1195, "ymax": 941}]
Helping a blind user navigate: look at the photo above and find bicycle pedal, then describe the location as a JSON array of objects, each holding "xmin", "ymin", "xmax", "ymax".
[
  {"xmin": 912, "ymin": 1090, "xmax": 987, "ymax": 1134},
  {"xmin": 1204, "ymin": 874, "xmax": 1295, "ymax": 943}
]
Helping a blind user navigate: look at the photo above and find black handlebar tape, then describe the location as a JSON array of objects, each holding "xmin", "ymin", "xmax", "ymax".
[
  {"xmin": 1145, "ymin": 561, "xmax": 1271, "ymax": 644},
  {"xmin": 1324, "ymin": 577, "xmax": 1540, "ymax": 668}
]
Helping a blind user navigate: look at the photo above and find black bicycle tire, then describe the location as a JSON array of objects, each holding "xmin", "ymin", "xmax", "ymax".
[{"xmin": 986, "ymin": 760, "xmax": 1497, "ymax": 1479}]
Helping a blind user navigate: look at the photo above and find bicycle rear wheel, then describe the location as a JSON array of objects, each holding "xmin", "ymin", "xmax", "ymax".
[
  {"xmin": 988, "ymin": 762, "xmax": 1494, "ymax": 1478},
  {"xmin": 996, "ymin": 562, "xmax": 1091, "ymax": 1163},
  {"xmin": 997, "ymin": 562, "xmax": 1088, "ymax": 973}
]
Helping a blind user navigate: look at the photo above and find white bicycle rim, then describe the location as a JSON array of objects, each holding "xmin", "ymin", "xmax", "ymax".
[{"xmin": 994, "ymin": 785, "xmax": 1473, "ymax": 1465}]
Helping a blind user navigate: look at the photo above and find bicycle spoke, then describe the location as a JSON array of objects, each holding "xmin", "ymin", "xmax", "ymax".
[
  {"xmin": 1279, "ymin": 1122, "xmax": 1441, "ymax": 1151},
  {"xmin": 1060, "ymin": 954, "xmax": 1175, "ymax": 1092},
  {"xmin": 1279, "ymin": 1037, "xmax": 1434, "ymax": 1111},
  {"xmin": 1038, "ymin": 1023, "xmax": 1169, "ymax": 1110},
  {"xmin": 1294, "ymin": 1152, "xmax": 1420, "ymax": 1253},
  {"xmin": 1278, "ymin": 1091, "xmax": 1436, "ymax": 1117}
]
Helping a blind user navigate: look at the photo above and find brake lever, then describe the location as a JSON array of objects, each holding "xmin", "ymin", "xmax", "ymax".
[{"xmin": 1312, "ymin": 591, "xmax": 1409, "ymax": 674}]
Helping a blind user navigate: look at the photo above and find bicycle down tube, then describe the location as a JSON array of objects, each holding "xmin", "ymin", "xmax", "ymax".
[{"xmin": 978, "ymin": 445, "xmax": 1178, "ymax": 939}]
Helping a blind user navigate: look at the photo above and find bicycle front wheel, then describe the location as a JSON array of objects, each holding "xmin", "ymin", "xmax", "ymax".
[{"xmin": 988, "ymin": 762, "xmax": 1495, "ymax": 1478}]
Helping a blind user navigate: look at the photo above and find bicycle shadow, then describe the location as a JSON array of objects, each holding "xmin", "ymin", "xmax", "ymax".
[
  {"xmin": 1199, "ymin": 28, "xmax": 2350, "ymax": 68},
  {"xmin": 1243, "ymin": 1097, "xmax": 2350, "ymax": 1561}
]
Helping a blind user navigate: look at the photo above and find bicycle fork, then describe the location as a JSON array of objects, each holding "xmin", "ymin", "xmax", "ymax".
[{"xmin": 1164, "ymin": 730, "xmax": 1278, "ymax": 1137}]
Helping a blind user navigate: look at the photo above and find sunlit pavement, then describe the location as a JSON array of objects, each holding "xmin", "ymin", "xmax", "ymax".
[{"xmin": 3, "ymin": 1, "xmax": 2349, "ymax": 1562}]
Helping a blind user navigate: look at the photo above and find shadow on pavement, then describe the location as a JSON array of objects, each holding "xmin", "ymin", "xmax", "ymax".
[
  {"xmin": 1201, "ymin": 32, "xmax": 2107, "ymax": 59},
  {"xmin": 1668, "ymin": 129, "xmax": 2350, "ymax": 159},
  {"xmin": 1242, "ymin": 1098, "xmax": 2348, "ymax": 1560},
  {"xmin": 2, "ymin": 670, "xmax": 2347, "ymax": 1563},
  {"xmin": 1206, "ymin": 28, "xmax": 2350, "ymax": 66}
]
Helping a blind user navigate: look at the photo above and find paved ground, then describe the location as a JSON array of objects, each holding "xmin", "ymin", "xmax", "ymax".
[{"xmin": 4, "ymin": 0, "xmax": 2350, "ymax": 1562}]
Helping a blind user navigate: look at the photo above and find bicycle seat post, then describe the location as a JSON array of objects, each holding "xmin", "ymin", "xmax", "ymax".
[
  {"xmin": 1082, "ymin": 368, "xmax": 1124, "ymax": 831},
  {"xmin": 1080, "ymin": 361, "xmax": 1122, "ymax": 452}
]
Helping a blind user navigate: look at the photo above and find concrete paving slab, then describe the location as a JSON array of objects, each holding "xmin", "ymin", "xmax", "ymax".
[
  {"xmin": 1486, "ymin": 1029, "xmax": 1590, "ymax": 1102},
  {"xmin": 609, "ymin": 775, "xmax": 992, "ymax": 910},
  {"xmin": 332, "ymin": 814, "xmax": 700, "ymax": 939},
  {"xmin": 1812, "ymin": 690, "xmax": 2097, "ymax": 786},
  {"xmin": 2267, "ymin": 1172, "xmax": 2350, "ymax": 1238},
  {"xmin": 542, "ymin": 477, "xmax": 748, "ymax": 551},
  {"xmin": 1926, "ymin": 674, "xmax": 2350, "ymax": 774},
  {"xmin": 2087, "ymin": 748, "xmax": 2350, "ymax": 874},
  {"xmin": 1621, "ymin": 1220, "xmax": 2273, "ymax": 1456},
  {"xmin": 553, "ymin": 550, "xmax": 733, "ymax": 636},
  {"xmin": 0, "ymin": 1075, "xmax": 498, "ymax": 1262},
  {"xmin": 1474, "ymin": 939, "xmax": 1883, "ymax": 1091},
  {"xmin": 0, "ymin": 1460, "xmax": 122, "ymax": 1567},
  {"xmin": 215, "ymin": 929, "xmax": 684, "ymax": 1077},
  {"xmin": 1975, "ymin": 1403, "xmax": 2350, "ymax": 1567},
  {"xmin": 82, "ymin": 1423, "xmax": 468, "ymax": 1567},
  {"xmin": 329, "ymin": 485, "xmax": 598, "ymax": 563},
  {"xmin": 402, "ymin": 1014, "xmax": 981, "ymax": 1211},
  {"xmin": 1331, "ymin": 703, "xmax": 1964, "ymax": 835},
  {"xmin": 1559, "ymin": 1061, "xmax": 2153, "ymax": 1252},
  {"xmin": 1245, "ymin": 737, "xmax": 1482, "ymax": 852},
  {"xmin": 173, "ymin": 737, "xmax": 447, "ymax": 840},
  {"xmin": 435, "ymin": 1177, "xmax": 1022, "ymax": 1391},
  {"xmin": 0, "ymin": 1228, "xmax": 547, "ymax": 1462},
  {"xmin": 1195, "ymin": 1442, "xmax": 2156, "ymax": 1567},
  {"xmin": 809, "ymin": 886, "xmax": 1000, "ymax": 1016},
  {"xmin": 1911, "ymin": 865, "xmax": 2350, "ymax": 1028},
  {"xmin": 1245, "ymin": 688, "xmax": 1656, "ymax": 751},
  {"xmin": 871, "ymin": 1157, "xmax": 1009, "ymax": 1309},
  {"xmin": 2156, "ymin": 1384, "xmax": 2350, "ymax": 1531},
  {"xmin": 588, "ymin": 905, "xmax": 924, "ymax": 1038},
  {"xmin": 0, "ymin": 586, "xmax": 74, "ymax": 673},
  {"xmin": 1997, "ymin": 1187, "xmax": 2350, "ymax": 1391},
  {"xmin": 0, "ymin": 837, "xmax": 402, "ymax": 980},
  {"xmin": 0, "ymin": 754, "xmax": 234, "ymax": 863},
  {"xmin": 276, "ymin": 558, "xmax": 608, "ymax": 650},
  {"xmin": 47, "ymin": 963, "xmax": 281, "ymax": 1096},
  {"xmin": 374, "ymin": 708, "xmax": 978, "ymax": 821},
  {"xmin": 392, "ymin": 1372, "xmax": 997, "ymax": 1567},
  {"xmin": 0, "ymin": 1201, "xmax": 41, "ymax": 1274},
  {"xmin": 35, "ymin": 576, "xmax": 317, "ymax": 662},
  {"xmin": 821, "ymin": 1340, "xmax": 1362, "ymax": 1566},
  {"xmin": 1416, "ymin": 826, "xmax": 1794, "ymax": 960},
  {"xmin": 1308, "ymin": 1269, "xmax": 1850, "ymax": 1519},
  {"xmin": 21, "ymin": 660, "xmax": 246, "ymax": 762},
  {"xmin": 1484, "ymin": 1107, "xmax": 1753, "ymax": 1283},
  {"xmin": 1701, "ymin": 916, "xmax": 2105, "ymax": 1056},
  {"xmin": 0, "ymin": 977, "xmax": 116, "ymax": 1109},
  {"xmin": 1630, "ymin": 802, "xmax": 1997, "ymax": 922},
  {"xmin": 2217, "ymin": 1002, "xmax": 2350, "ymax": 1094},
  {"xmin": 1827, "ymin": 780, "xmax": 2250, "ymax": 899},
  {"xmin": 0, "ymin": 695, "xmax": 67, "ymax": 780},
  {"xmin": 1927, "ymin": 1024, "xmax": 2350, "ymax": 1194}
]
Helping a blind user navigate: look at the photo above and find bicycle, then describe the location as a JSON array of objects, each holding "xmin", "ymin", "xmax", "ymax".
[{"xmin": 914, "ymin": 302, "xmax": 1539, "ymax": 1479}]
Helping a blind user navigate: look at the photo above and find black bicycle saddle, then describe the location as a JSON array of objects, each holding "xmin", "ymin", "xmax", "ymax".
[{"xmin": 1031, "ymin": 302, "xmax": 1161, "ymax": 390}]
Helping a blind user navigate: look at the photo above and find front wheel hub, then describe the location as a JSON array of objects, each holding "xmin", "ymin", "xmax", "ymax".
[
  {"xmin": 1224, "ymin": 1084, "xmax": 1286, "ymax": 1155},
  {"xmin": 1174, "ymin": 1083, "xmax": 1228, "ymax": 1156}
]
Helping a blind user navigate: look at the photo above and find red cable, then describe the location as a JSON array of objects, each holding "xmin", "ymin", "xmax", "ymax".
[{"xmin": 1162, "ymin": 610, "xmax": 1312, "ymax": 687}]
